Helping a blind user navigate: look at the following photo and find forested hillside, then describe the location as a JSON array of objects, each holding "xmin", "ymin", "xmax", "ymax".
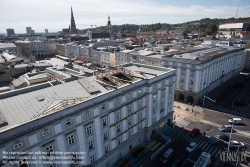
[{"xmin": 79, "ymin": 17, "xmax": 250, "ymax": 37}]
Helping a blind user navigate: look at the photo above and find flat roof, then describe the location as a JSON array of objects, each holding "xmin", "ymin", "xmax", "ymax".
[
  {"xmin": 0, "ymin": 63, "xmax": 174, "ymax": 131},
  {"xmin": 146, "ymin": 54, "xmax": 164, "ymax": 59},
  {"xmin": 0, "ymin": 43, "xmax": 17, "ymax": 49}
]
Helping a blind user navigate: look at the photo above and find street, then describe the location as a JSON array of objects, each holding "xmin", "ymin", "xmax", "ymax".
[{"xmin": 151, "ymin": 108, "xmax": 250, "ymax": 167}]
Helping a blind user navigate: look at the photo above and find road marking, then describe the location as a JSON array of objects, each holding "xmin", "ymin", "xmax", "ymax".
[
  {"xmin": 215, "ymin": 149, "xmax": 221, "ymax": 158},
  {"xmin": 187, "ymin": 137, "xmax": 194, "ymax": 142},
  {"xmin": 207, "ymin": 145, "xmax": 215, "ymax": 154},
  {"xmin": 184, "ymin": 135, "xmax": 191, "ymax": 140},
  {"xmin": 187, "ymin": 159, "xmax": 196, "ymax": 163},
  {"xmin": 183, "ymin": 133, "xmax": 189, "ymax": 139},
  {"xmin": 181, "ymin": 148, "xmax": 197, "ymax": 167},
  {"xmin": 204, "ymin": 144, "xmax": 212, "ymax": 152},
  {"xmin": 211, "ymin": 147, "xmax": 219, "ymax": 156},
  {"xmin": 200, "ymin": 120, "xmax": 250, "ymax": 137},
  {"xmin": 201, "ymin": 142, "xmax": 209, "ymax": 150},
  {"xmin": 198, "ymin": 141, "xmax": 206, "ymax": 148},
  {"xmin": 192, "ymin": 137, "xmax": 200, "ymax": 143}
]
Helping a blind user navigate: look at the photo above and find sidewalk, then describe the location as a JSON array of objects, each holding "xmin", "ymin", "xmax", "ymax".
[
  {"xmin": 174, "ymin": 101, "xmax": 204, "ymax": 113},
  {"xmin": 173, "ymin": 106, "xmax": 205, "ymax": 122}
]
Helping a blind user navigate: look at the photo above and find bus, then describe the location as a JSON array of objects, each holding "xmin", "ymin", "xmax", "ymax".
[{"xmin": 194, "ymin": 152, "xmax": 211, "ymax": 167}]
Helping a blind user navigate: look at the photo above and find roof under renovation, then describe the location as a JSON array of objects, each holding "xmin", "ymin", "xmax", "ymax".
[{"xmin": 0, "ymin": 63, "xmax": 173, "ymax": 131}]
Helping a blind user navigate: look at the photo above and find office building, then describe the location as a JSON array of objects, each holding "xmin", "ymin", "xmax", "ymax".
[
  {"xmin": 6, "ymin": 28, "xmax": 15, "ymax": 36},
  {"xmin": 26, "ymin": 27, "xmax": 32, "ymax": 35},
  {"xmin": 0, "ymin": 64, "xmax": 176, "ymax": 167},
  {"xmin": 45, "ymin": 29, "xmax": 49, "ymax": 35},
  {"xmin": 161, "ymin": 46, "xmax": 244, "ymax": 104}
]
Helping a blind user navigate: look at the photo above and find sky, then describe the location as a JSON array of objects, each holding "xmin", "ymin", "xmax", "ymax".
[{"xmin": 0, "ymin": 0, "xmax": 250, "ymax": 34}]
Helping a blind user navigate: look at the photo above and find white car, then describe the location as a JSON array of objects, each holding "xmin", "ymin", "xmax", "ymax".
[
  {"xmin": 229, "ymin": 140, "xmax": 245, "ymax": 149},
  {"xmin": 186, "ymin": 142, "xmax": 197, "ymax": 153}
]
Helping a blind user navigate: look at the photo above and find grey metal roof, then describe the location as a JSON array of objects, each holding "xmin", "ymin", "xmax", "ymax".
[
  {"xmin": 0, "ymin": 79, "xmax": 108, "ymax": 130},
  {"xmin": 0, "ymin": 43, "xmax": 17, "ymax": 49},
  {"xmin": 146, "ymin": 54, "xmax": 164, "ymax": 59}
]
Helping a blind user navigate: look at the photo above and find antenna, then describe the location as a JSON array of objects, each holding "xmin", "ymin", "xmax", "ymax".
[{"xmin": 236, "ymin": 4, "xmax": 239, "ymax": 19}]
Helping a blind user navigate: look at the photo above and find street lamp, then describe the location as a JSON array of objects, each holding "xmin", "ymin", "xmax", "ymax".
[{"xmin": 203, "ymin": 95, "xmax": 215, "ymax": 108}]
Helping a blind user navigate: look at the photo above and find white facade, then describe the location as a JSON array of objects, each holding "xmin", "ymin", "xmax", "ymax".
[
  {"xmin": 0, "ymin": 64, "xmax": 176, "ymax": 167},
  {"xmin": 161, "ymin": 46, "xmax": 244, "ymax": 104},
  {"xmin": 65, "ymin": 43, "xmax": 79, "ymax": 59}
]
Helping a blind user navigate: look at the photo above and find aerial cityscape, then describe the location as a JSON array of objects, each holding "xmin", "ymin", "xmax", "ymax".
[{"xmin": 1, "ymin": 0, "xmax": 250, "ymax": 167}]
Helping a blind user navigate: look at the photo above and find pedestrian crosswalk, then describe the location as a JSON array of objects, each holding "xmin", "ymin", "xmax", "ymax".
[
  {"xmin": 182, "ymin": 133, "xmax": 223, "ymax": 158},
  {"xmin": 174, "ymin": 117, "xmax": 190, "ymax": 127},
  {"xmin": 211, "ymin": 106, "xmax": 247, "ymax": 118}
]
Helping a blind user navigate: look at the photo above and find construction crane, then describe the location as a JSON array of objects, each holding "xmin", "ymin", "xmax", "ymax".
[{"xmin": 78, "ymin": 24, "xmax": 98, "ymax": 31}]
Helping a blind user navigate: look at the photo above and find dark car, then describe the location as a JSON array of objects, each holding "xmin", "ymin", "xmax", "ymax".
[
  {"xmin": 171, "ymin": 158, "xmax": 181, "ymax": 167},
  {"xmin": 189, "ymin": 128, "xmax": 200, "ymax": 137},
  {"xmin": 215, "ymin": 133, "xmax": 230, "ymax": 142}
]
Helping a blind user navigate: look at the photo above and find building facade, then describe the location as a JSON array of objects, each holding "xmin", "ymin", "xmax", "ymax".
[
  {"xmin": 0, "ymin": 64, "xmax": 176, "ymax": 167},
  {"xmin": 161, "ymin": 46, "xmax": 244, "ymax": 104},
  {"xmin": 6, "ymin": 29, "xmax": 15, "ymax": 36}
]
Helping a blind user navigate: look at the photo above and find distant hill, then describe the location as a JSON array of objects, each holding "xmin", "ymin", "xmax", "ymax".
[{"xmin": 79, "ymin": 17, "xmax": 250, "ymax": 36}]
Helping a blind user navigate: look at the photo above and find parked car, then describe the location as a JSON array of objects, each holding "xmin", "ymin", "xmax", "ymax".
[
  {"xmin": 229, "ymin": 140, "xmax": 245, "ymax": 149},
  {"xmin": 229, "ymin": 118, "xmax": 242, "ymax": 125},
  {"xmin": 214, "ymin": 133, "xmax": 230, "ymax": 142},
  {"xmin": 171, "ymin": 158, "xmax": 181, "ymax": 167},
  {"xmin": 189, "ymin": 128, "xmax": 200, "ymax": 137},
  {"xmin": 208, "ymin": 136, "xmax": 218, "ymax": 144},
  {"xmin": 219, "ymin": 125, "xmax": 233, "ymax": 132},
  {"xmin": 160, "ymin": 148, "xmax": 174, "ymax": 164},
  {"xmin": 186, "ymin": 142, "xmax": 197, "ymax": 153}
]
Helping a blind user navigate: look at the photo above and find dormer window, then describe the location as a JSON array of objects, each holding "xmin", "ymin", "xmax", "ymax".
[
  {"xmin": 43, "ymin": 129, "xmax": 50, "ymax": 136},
  {"xmin": 101, "ymin": 104, "xmax": 106, "ymax": 110},
  {"xmin": 66, "ymin": 120, "xmax": 72, "ymax": 126},
  {"xmin": 13, "ymin": 141, "xmax": 23, "ymax": 149},
  {"xmin": 138, "ymin": 89, "xmax": 142, "ymax": 94},
  {"xmin": 127, "ymin": 93, "xmax": 132, "ymax": 99}
]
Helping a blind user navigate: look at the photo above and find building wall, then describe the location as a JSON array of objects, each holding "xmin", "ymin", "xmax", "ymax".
[
  {"xmin": 0, "ymin": 67, "xmax": 176, "ymax": 167},
  {"xmin": 161, "ymin": 48, "xmax": 244, "ymax": 104},
  {"xmin": 143, "ymin": 57, "xmax": 161, "ymax": 67},
  {"xmin": 56, "ymin": 44, "xmax": 65, "ymax": 56}
]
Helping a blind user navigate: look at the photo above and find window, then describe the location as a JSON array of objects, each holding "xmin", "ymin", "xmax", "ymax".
[
  {"xmin": 45, "ymin": 144, "xmax": 54, "ymax": 156},
  {"xmin": 49, "ymin": 163, "xmax": 57, "ymax": 167},
  {"xmin": 90, "ymin": 155, "xmax": 96, "ymax": 163},
  {"xmin": 127, "ymin": 93, "xmax": 132, "ymax": 99},
  {"xmin": 153, "ymin": 84, "xmax": 157, "ymax": 90},
  {"xmin": 137, "ymin": 99, "xmax": 142, "ymax": 109},
  {"xmin": 169, "ymin": 86, "xmax": 172, "ymax": 93},
  {"xmin": 153, "ymin": 93, "xmax": 157, "ymax": 102},
  {"xmin": 67, "ymin": 134, "xmax": 75, "ymax": 145},
  {"xmin": 128, "ymin": 130, "xmax": 132, "ymax": 138},
  {"xmin": 153, "ymin": 107, "xmax": 156, "ymax": 114},
  {"xmin": 138, "ymin": 89, "xmax": 142, "ymax": 94},
  {"xmin": 161, "ymin": 89, "xmax": 165, "ymax": 98},
  {"xmin": 115, "ymin": 98, "xmax": 120, "ymax": 105},
  {"xmin": 138, "ymin": 112, "xmax": 142, "ymax": 121},
  {"xmin": 118, "ymin": 152, "xmax": 122, "ymax": 158},
  {"xmin": 101, "ymin": 104, "xmax": 106, "ymax": 110},
  {"xmin": 13, "ymin": 141, "xmax": 23, "ymax": 149},
  {"xmin": 104, "ymin": 146, "xmax": 109, "ymax": 154},
  {"xmin": 117, "ymin": 138, "xmax": 122, "ymax": 145},
  {"xmin": 65, "ymin": 120, "xmax": 72, "ymax": 126},
  {"xmin": 88, "ymin": 140, "xmax": 94, "ymax": 150},
  {"xmin": 190, "ymin": 80, "xmax": 193, "ymax": 85},
  {"xmin": 71, "ymin": 151, "xmax": 79, "ymax": 165},
  {"xmin": 42, "ymin": 129, "xmax": 50, "ymax": 136},
  {"xmin": 162, "ymin": 80, "xmax": 165, "ymax": 86},
  {"xmin": 152, "ymin": 117, "xmax": 156, "ymax": 124},
  {"xmin": 116, "ymin": 110, "xmax": 120, "ymax": 121},
  {"xmin": 103, "ymin": 132, "xmax": 109, "ymax": 141},
  {"xmin": 102, "ymin": 117, "xmax": 108, "ymax": 127},
  {"xmin": 161, "ymin": 102, "xmax": 164, "ymax": 109},
  {"xmin": 85, "ymin": 111, "xmax": 91, "ymax": 118},
  {"xmin": 127, "ymin": 105, "xmax": 132, "ymax": 114},
  {"xmin": 116, "ymin": 125, "xmax": 121, "ymax": 133},
  {"xmin": 138, "ymin": 123, "xmax": 142, "ymax": 131},
  {"xmin": 86, "ymin": 125, "xmax": 92, "ymax": 136},
  {"xmin": 128, "ymin": 118, "xmax": 132, "ymax": 127}
]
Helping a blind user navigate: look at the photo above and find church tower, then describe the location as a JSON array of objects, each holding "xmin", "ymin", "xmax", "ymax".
[
  {"xmin": 70, "ymin": 6, "xmax": 77, "ymax": 34},
  {"xmin": 107, "ymin": 15, "xmax": 112, "ymax": 35}
]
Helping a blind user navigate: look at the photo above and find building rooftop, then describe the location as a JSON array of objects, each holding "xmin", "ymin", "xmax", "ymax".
[
  {"xmin": 146, "ymin": 54, "xmax": 164, "ymax": 59},
  {"xmin": 0, "ymin": 63, "xmax": 174, "ymax": 132},
  {"xmin": 219, "ymin": 23, "xmax": 246, "ymax": 29},
  {"xmin": 0, "ymin": 43, "xmax": 17, "ymax": 49}
]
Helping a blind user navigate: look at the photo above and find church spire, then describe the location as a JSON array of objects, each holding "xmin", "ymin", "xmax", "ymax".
[
  {"xmin": 107, "ymin": 15, "xmax": 112, "ymax": 35},
  {"xmin": 70, "ymin": 6, "xmax": 77, "ymax": 34}
]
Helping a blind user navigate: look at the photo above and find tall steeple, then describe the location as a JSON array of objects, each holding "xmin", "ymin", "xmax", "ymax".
[
  {"xmin": 107, "ymin": 15, "xmax": 112, "ymax": 35},
  {"xmin": 70, "ymin": 6, "xmax": 77, "ymax": 34}
]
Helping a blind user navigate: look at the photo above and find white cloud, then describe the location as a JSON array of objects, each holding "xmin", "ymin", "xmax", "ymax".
[{"xmin": 0, "ymin": 0, "xmax": 250, "ymax": 33}]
